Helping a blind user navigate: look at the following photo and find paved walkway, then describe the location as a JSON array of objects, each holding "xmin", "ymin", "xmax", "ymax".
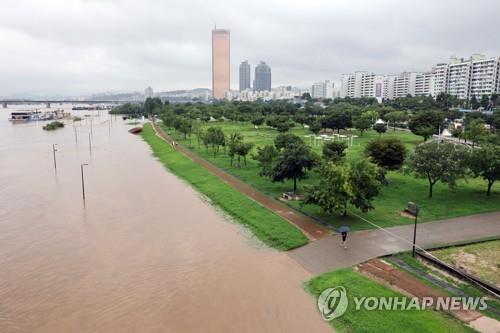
[
  {"xmin": 151, "ymin": 121, "xmax": 330, "ymax": 240},
  {"xmin": 289, "ymin": 211, "xmax": 500, "ymax": 274}
]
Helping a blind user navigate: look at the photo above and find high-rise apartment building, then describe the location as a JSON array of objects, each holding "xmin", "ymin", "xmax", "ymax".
[
  {"xmin": 311, "ymin": 80, "xmax": 334, "ymax": 99},
  {"xmin": 239, "ymin": 61, "xmax": 251, "ymax": 91},
  {"xmin": 254, "ymin": 61, "xmax": 271, "ymax": 92},
  {"xmin": 144, "ymin": 86, "xmax": 154, "ymax": 99},
  {"xmin": 212, "ymin": 28, "xmax": 230, "ymax": 100},
  {"xmin": 340, "ymin": 72, "xmax": 385, "ymax": 102},
  {"xmin": 340, "ymin": 54, "xmax": 500, "ymax": 102}
]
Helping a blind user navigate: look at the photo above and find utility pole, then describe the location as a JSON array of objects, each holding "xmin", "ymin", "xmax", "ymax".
[
  {"xmin": 52, "ymin": 144, "xmax": 58, "ymax": 171},
  {"xmin": 81, "ymin": 163, "xmax": 88, "ymax": 201},
  {"xmin": 74, "ymin": 126, "xmax": 78, "ymax": 144}
]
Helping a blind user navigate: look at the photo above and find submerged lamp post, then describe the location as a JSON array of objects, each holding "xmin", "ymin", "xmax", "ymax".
[
  {"xmin": 52, "ymin": 144, "xmax": 58, "ymax": 171},
  {"xmin": 81, "ymin": 163, "xmax": 88, "ymax": 200}
]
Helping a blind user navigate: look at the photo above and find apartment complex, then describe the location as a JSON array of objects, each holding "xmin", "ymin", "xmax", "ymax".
[
  {"xmin": 211, "ymin": 28, "xmax": 230, "ymax": 100},
  {"xmin": 311, "ymin": 80, "xmax": 334, "ymax": 99},
  {"xmin": 340, "ymin": 54, "xmax": 500, "ymax": 101}
]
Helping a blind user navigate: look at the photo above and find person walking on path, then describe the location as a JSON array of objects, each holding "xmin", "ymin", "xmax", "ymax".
[{"xmin": 337, "ymin": 226, "xmax": 351, "ymax": 249}]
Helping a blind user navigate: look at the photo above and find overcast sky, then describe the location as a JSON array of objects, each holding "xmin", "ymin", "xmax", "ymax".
[{"xmin": 1, "ymin": 0, "xmax": 499, "ymax": 96}]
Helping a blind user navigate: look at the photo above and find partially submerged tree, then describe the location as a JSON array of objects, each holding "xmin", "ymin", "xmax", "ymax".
[{"xmin": 408, "ymin": 141, "xmax": 469, "ymax": 198}]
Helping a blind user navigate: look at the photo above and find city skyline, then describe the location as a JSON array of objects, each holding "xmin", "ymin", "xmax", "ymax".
[{"xmin": 1, "ymin": 0, "xmax": 500, "ymax": 96}]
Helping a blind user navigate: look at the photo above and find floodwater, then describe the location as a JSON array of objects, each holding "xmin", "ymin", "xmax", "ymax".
[{"xmin": 0, "ymin": 104, "xmax": 330, "ymax": 332}]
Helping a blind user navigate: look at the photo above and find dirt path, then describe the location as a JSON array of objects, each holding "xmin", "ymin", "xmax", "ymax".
[{"xmin": 151, "ymin": 121, "xmax": 330, "ymax": 240}]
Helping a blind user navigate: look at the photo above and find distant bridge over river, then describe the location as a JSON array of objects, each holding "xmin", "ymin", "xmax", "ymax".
[{"xmin": 1, "ymin": 100, "xmax": 127, "ymax": 109}]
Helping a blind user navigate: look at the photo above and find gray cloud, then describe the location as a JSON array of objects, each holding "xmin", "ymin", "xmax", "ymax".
[{"xmin": 1, "ymin": 0, "xmax": 499, "ymax": 96}]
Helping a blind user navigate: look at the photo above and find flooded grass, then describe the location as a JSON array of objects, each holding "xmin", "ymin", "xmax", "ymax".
[{"xmin": 141, "ymin": 123, "xmax": 308, "ymax": 250}]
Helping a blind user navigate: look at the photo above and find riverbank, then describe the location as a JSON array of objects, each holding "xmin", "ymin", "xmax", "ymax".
[{"xmin": 141, "ymin": 123, "xmax": 308, "ymax": 250}]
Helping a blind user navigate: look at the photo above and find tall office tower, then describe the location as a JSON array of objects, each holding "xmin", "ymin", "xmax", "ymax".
[
  {"xmin": 239, "ymin": 60, "xmax": 251, "ymax": 91},
  {"xmin": 254, "ymin": 61, "xmax": 271, "ymax": 91},
  {"xmin": 212, "ymin": 28, "xmax": 230, "ymax": 100}
]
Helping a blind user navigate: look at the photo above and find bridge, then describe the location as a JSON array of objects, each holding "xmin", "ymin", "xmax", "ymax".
[{"xmin": 1, "ymin": 100, "xmax": 127, "ymax": 108}]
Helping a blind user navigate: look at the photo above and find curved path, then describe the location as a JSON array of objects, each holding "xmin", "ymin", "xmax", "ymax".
[{"xmin": 151, "ymin": 121, "xmax": 330, "ymax": 240}]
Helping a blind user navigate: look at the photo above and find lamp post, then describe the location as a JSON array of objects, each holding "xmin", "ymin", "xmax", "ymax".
[
  {"xmin": 411, "ymin": 203, "xmax": 420, "ymax": 257},
  {"xmin": 81, "ymin": 163, "xmax": 88, "ymax": 200},
  {"xmin": 52, "ymin": 144, "xmax": 58, "ymax": 171}
]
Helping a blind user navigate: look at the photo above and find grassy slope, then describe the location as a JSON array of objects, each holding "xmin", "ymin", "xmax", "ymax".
[
  {"xmin": 170, "ymin": 122, "xmax": 500, "ymax": 231},
  {"xmin": 306, "ymin": 268, "xmax": 476, "ymax": 333},
  {"xmin": 392, "ymin": 251, "xmax": 500, "ymax": 321},
  {"xmin": 431, "ymin": 240, "xmax": 500, "ymax": 286},
  {"xmin": 141, "ymin": 123, "xmax": 308, "ymax": 250}
]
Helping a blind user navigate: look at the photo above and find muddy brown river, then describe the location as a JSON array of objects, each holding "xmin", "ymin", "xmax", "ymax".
[{"xmin": 0, "ymin": 105, "xmax": 330, "ymax": 332}]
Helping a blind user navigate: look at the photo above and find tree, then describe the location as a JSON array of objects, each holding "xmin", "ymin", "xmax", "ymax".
[
  {"xmin": 253, "ymin": 145, "xmax": 280, "ymax": 178},
  {"xmin": 275, "ymin": 133, "xmax": 303, "ymax": 150},
  {"xmin": 353, "ymin": 115, "xmax": 372, "ymax": 136},
  {"xmin": 384, "ymin": 111, "xmax": 408, "ymax": 130},
  {"xmin": 303, "ymin": 160, "xmax": 382, "ymax": 216},
  {"xmin": 408, "ymin": 110, "xmax": 444, "ymax": 141},
  {"xmin": 322, "ymin": 109, "xmax": 352, "ymax": 133},
  {"xmin": 251, "ymin": 115, "xmax": 265, "ymax": 128},
  {"xmin": 275, "ymin": 120, "xmax": 294, "ymax": 132},
  {"xmin": 309, "ymin": 121, "xmax": 322, "ymax": 135},
  {"xmin": 205, "ymin": 127, "xmax": 226, "ymax": 157},
  {"xmin": 470, "ymin": 96, "xmax": 480, "ymax": 110},
  {"xmin": 408, "ymin": 142, "xmax": 469, "ymax": 198},
  {"xmin": 272, "ymin": 142, "xmax": 317, "ymax": 192},
  {"xmin": 365, "ymin": 138, "xmax": 407, "ymax": 171},
  {"xmin": 322, "ymin": 141, "xmax": 347, "ymax": 163},
  {"xmin": 464, "ymin": 119, "xmax": 488, "ymax": 147},
  {"xmin": 480, "ymin": 94, "xmax": 490, "ymax": 109},
  {"xmin": 469, "ymin": 145, "xmax": 500, "ymax": 196},
  {"xmin": 228, "ymin": 132, "xmax": 243, "ymax": 166},
  {"xmin": 144, "ymin": 97, "xmax": 163, "ymax": 115},
  {"xmin": 303, "ymin": 162, "xmax": 349, "ymax": 215},
  {"xmin": 373, "ymin": 123, "xmax": 387, "ymax": 136},
  {"xmin": 175, "ymin": 117, "xmax": 192, "ymax": 139}
]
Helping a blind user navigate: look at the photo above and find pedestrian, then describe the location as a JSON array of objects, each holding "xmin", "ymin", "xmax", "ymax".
[{"xmin": 340, "ymin": 231, "xmax": 348, "ymax": 249}]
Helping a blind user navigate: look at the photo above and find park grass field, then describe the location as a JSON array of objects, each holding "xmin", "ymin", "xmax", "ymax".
[
  {"xmin": 305, "ymin": 268, "xmax": 475, "ymax": 333},
  {"xmin": 166, "ymin": 121, "xmax": 500, "ymax": 231},
  {"xmin": 431, "ymin": 240, "xmax": 500, "ymax": 287},
  {"xmin": 141, "ymin": 123, "xmax": 308, "ymax": 250}
]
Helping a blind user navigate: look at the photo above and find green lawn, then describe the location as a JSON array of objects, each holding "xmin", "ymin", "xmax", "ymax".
[
  {"xmin": 390, "ymin": 251, "xmax": 500, "ymax": 321},
  {"xmin": 141, "ymin": 123, "xmax": 308, "ymax": 250},
  {"xmin": 167, "ymin": 121, "xmax": 500, "ymax": 231},
  {"xmin": 306, "ymin": 268, "xmax": 476, "ymax": 333},
  {"xmin": 431, "ymin": 240, "xmax": 500, "ymax": 287}
]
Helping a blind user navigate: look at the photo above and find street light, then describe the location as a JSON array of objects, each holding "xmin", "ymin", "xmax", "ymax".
[
  {"xmin": 408, "ymin": 202, "xmax": 420, "ymax": 257},
  {"xmin": 88, "ymin": 132, "xmax": 92, "ymax": 154},
  {"xmin": 52, "ymin": 144, "xmax": 58, "ymax": 170},
  {"xmin": 81, "ymin": 163, "xmax": 88, "ymax": 200}
]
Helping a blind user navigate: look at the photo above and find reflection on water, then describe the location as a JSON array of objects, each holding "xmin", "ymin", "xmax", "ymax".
[{"xmin": 0, "ymin": 104, "xmax": 330, "ymax": 332}]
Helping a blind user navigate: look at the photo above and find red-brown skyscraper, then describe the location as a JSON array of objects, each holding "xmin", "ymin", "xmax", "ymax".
[{"xmin": 212, "ymin": 28, "xmax": 230, "ymax": 100}]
